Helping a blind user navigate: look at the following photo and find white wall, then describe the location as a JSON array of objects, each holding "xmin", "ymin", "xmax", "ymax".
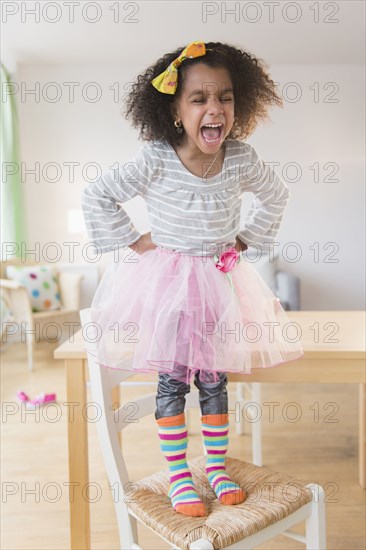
[{"xmin": 14, "ymin": 62, "xmax": 365, "ymax": 310}]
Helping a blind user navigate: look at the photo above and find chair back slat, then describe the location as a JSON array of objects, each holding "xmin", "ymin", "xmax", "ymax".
[
  {"xmin": 113, "ymin": 393, "xmax": 157, "ymax": 432},
  {"xmin": 112, "ymin": 391, "xmax": 200, "ymax": 433}
]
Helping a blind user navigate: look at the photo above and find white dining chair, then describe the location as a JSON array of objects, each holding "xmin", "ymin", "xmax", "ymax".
[{"xmin": 80, "ymin": 308, "xmax": 326, "ymax": 550}]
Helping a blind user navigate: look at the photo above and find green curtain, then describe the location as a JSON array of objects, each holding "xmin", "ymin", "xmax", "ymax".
[{"xmin": 0, "ymin": 63, "xmax": 26, "ymax": 259}]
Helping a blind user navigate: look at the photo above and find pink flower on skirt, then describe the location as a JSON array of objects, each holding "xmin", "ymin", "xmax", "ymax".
[{"xmin": 215, "ymin": 247, "xmax": 240, "ymax": 273}]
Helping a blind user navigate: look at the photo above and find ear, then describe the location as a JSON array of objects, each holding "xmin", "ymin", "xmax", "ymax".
[{"xmin": 170, "ymin": 101, "xmax": 178, "ymax": 120}]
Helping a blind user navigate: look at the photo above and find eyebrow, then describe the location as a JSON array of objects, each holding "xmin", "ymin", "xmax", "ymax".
[{"xmin": 188, "ymin": 88, "xmax": 234, "ymax": 98}]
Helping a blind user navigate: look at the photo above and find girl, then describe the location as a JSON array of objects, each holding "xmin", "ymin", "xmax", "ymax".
[{"xmin": 81, "ymin": 41, "xmax": 304, "ymax": 518}]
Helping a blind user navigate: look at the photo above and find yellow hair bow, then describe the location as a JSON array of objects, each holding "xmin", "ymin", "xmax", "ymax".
[{"xmin": 151, "ymin": 41, "xmax": 207, "ymax": 95}]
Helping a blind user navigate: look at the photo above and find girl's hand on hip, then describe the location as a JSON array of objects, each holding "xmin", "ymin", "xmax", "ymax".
[
  {"xmin": 129, "ymin": 232, "xmax": 157, "ymax": 255},
  {"xmin": 235, "ymin": 237, "xmax": 248, "ymax": 253}
]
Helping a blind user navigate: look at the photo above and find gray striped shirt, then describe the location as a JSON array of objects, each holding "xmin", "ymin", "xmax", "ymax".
[{"xmin": 81, "ymin": 139, "xmax": 290, "ymax": 256}]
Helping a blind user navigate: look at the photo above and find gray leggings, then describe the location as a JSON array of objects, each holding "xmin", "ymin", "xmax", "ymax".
[{"xmin": 155, "ymin": 365, "xmax": 228, "ymax": 420}]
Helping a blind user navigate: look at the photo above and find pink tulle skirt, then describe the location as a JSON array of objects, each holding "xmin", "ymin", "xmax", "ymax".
[{"xmin": 87, "ymin": 246, "xmax": 305, "ymax": 384}]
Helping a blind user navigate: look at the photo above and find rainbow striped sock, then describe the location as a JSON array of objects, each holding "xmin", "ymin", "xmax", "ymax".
[
  {"xmin": 201, "ymin": 413, "xmax": 246, "ymax": 505},
  {"xmin": 156, "ymin": 412, "xmax": 207, "ymax": 517}
]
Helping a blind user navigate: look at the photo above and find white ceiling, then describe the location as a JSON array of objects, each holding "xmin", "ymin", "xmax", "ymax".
[{"xmin": 2, "ymin": 0, "xmax": 365, "ymax": 73}]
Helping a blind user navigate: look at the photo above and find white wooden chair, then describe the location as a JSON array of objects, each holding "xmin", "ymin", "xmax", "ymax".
[{"xmin": 80, "ymin": 308, "xmax": 326, "ymax": 550}]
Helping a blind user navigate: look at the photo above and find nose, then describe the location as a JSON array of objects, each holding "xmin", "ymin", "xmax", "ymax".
[{"xmin": 206, "ymin": 96, "xmax": 224, "ymax": 115}]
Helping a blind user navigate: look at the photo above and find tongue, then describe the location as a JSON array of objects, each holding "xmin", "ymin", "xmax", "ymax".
[{"xmin": 201, "ymin": 126, "xmax": 220, "ymax": 140}]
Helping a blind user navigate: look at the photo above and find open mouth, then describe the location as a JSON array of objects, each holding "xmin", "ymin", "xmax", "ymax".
[{"xmin": 200, "ymin": 123, "xmax": 224, "ymax": 144}]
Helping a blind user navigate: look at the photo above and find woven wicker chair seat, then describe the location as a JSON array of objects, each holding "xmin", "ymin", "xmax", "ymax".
[{"xmin": 127, "ymin": 456, "xmax": 313, "ymax": 549}]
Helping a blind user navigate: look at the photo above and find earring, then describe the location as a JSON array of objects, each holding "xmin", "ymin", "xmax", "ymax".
[{"xmin": 174, "ymin": 119, "xmax": 184, "ymax": 134}]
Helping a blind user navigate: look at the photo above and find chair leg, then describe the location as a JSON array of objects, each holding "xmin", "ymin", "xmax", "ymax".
[
  {"xmin": 251, "ymin": 383, "xmax": 262, "ymax": 466},
  {"xmin": 117, "ymin": 511, "xmax": 139, "ymax": 550},
  {"xmin": 305, "ymin": 483, "xmax": 327, "ymax": 549},
  {"xmin": 26, "ymin": 326, "xmax": 34, "ymax": 372}
]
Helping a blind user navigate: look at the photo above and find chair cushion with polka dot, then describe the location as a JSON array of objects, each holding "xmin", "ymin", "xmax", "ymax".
[{"xmin": 6, "ymin": 265, "xmax": 62, "ymax": 312}]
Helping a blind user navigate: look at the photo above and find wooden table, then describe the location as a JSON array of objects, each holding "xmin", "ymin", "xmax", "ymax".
[{"xmin": 54, "ymin": 310, "xmax": 365, "ymax": 550}]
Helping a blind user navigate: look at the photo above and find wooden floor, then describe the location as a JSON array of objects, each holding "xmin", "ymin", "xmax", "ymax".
[{"xmin": 1, "ymin": 340, "xmax": 365, "ymax": 550}]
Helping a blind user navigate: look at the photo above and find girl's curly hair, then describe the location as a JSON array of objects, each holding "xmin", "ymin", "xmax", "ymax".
[{"xmin": 123, "ymin": 41, "xmax": 283, "ymax": 146}]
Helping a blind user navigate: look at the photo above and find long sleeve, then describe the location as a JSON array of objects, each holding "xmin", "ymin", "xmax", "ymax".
[
  {"xmin": 81, "ymin": 144, "xmax": 153, "ymax": 254},
  {"xmin": 237, "ymin": 143, "xmax": 290, "ymax": 249}
]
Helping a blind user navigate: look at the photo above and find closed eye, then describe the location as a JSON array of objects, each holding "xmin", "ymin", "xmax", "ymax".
[{"xmin": 193, "ymin": 97, "xmax": 233, "ymax": 103}]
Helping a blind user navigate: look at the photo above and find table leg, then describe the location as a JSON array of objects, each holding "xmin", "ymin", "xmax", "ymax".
[
  {"xmin": 66, "ymin": 359, "xmax": 90, "ymax": 550},
  {"xmin": 360, "ymin": 384, "xmax": 365, "ymax": 489}
]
